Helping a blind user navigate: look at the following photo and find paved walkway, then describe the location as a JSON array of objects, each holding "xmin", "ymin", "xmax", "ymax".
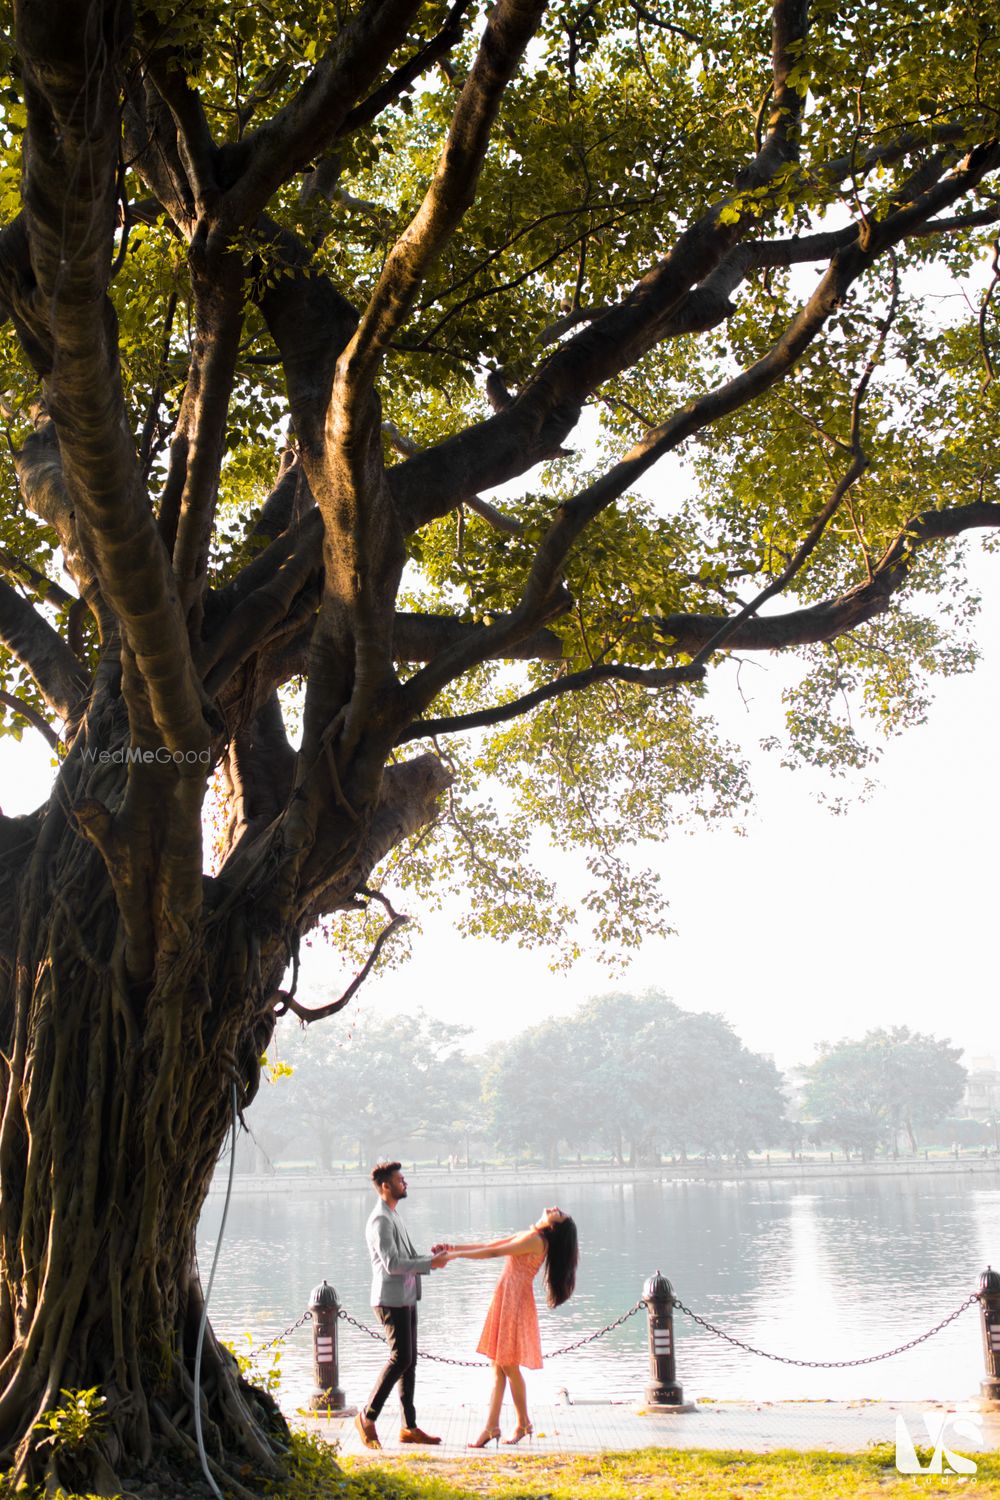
[{"xmin": 297, "ymin": 1397, "xmax": 1000, "ymax": 1455}]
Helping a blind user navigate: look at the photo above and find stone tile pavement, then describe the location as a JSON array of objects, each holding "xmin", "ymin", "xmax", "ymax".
[{"xmin": 296, "ymin": 1397, "xmax": 1000, "ymax": 1456}]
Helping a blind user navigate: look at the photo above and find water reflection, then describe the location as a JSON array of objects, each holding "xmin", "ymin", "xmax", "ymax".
[{"xmin": 197, "ymin": 1174, "xmax": 1000, "ymax": 1414}]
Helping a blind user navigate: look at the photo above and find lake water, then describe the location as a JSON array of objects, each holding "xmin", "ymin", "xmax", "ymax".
[{"xmin": 197, "ymin": 1174, "xmax": 1000, "ymax": 1416}]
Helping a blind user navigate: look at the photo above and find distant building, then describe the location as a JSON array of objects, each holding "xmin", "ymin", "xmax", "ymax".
[{"xmin": 957, "ymin": 1056, "xmax": 1000, "ymax": 1122}]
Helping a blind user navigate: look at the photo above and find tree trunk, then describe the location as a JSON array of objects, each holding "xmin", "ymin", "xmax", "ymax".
[{"xmin": 0, "ymin": 800, "xmax": 289, "ymax": 1495}]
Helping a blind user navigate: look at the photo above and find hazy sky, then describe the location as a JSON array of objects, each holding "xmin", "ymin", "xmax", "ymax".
[{"xmin": 2, "ymin": 546, "xmax": 996, "ymax": 1077}]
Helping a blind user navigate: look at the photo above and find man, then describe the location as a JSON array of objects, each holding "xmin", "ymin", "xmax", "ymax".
[{"xmin": 354, "ymin": 1160, "xmax": 447, "ymax": 1449}]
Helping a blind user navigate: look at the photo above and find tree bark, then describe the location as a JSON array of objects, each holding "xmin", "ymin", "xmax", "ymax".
[
  {"xmin": 0, "ymin": 810, "xmax": 283, "ymax": 1491},
  {"xmin": 0, "ymin": 727, "xmax": 448, "ymax": 1492}
]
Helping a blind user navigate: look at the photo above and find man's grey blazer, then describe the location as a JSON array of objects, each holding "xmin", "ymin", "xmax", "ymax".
[{"xmin": 365, "ymin": 1199, "xmax": 434, "ymax": 1307}]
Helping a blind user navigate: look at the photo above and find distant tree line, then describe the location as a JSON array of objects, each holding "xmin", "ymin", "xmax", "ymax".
[
  {"xmin": 244, "ymin": 994, "xmax": 970, "ymax": 1171},
  {"xmin": 248, "ymin": 1012, "xmax": 483, "ymax": 1170},
  {"xmin": 800, "ymin": 1027, "xmax": 968, "ymax": 1160},
  {"xmin": 481, "ymin": 992, "xmax": 788, "ymax": 1166}
]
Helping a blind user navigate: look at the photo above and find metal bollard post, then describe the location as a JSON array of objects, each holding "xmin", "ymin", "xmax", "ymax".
[
  {"xmin": 309, "ymin": 1280, "xmax": 356, "ymax": 1415},
  {"xmin": 642, "ymin": 1272, "xmax": 694, "ymax": 1412},
  {"xmin": 979, "ymin": 1267, "xmax": 1000, "ymax": 1409}
]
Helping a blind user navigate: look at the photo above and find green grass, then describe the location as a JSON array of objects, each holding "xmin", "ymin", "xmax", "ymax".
[
  {"xmin": 275, "ymin": 1431, "xmax": 1000, "ymax": 1499},
  {"xmin": 12, "ymin": 1432, "xmax": 999, "ymax": 1498}
]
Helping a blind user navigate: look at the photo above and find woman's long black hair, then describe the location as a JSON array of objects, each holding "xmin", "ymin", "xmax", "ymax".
[{"xmin": 541, "ymin": 1217, "xmax": 579, "ymax": 1308}]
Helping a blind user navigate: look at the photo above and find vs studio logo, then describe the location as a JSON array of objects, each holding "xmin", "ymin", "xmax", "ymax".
[{"xmin": 894, "ymin": 1410, "xmax": 982, "ymax": 1473}]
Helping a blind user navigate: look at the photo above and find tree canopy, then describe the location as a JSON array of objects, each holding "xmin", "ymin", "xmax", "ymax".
[
  {"xmin": 251, "ymin": 1009, "xmax": 481, "ymax": 1167},
  {"xmin": 0, "ymin": 0, "xmax": 998, "ymax": 1492},
  {"xmin": 484, "ymin": 989, "xmax": 789, "ymax": 1163},
  {"xmin": 801, "ymin": 1026, "xmax": 967, "ymax": 1156},
  {"xmin": 252, "ymin": 990, "xmax": 788, "ymax": 1168}
]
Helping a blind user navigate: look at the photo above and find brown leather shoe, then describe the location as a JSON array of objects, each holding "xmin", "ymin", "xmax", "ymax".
[
  {"xmin": 399, "ymin": 1426, "xmax": 442, "ymax": 1445},
  {"xmin": 355, "ymin": 1412, "xmax": 381, "ymax": 1449}
]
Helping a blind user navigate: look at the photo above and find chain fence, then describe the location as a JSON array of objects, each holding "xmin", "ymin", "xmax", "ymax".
[
  {"xmin": 671, "ymin": 1291, "xmax": 982, "ymax": 1369},
  {"xmin": 245, "ymin": 1309, "xmax": 312, "ymax": 1361},
  {"xmin": 241, "ymin": 1285, "xmax": 983, "ymax": 1378},
  {"xmin": 335, "ymin": 1299, "xmax": 646, "ymax": 1366}
]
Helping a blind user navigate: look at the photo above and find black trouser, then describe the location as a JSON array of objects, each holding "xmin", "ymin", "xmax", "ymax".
[{"xmin": 365, "ymin": 1304, "xmax": 418, "ymax": 1428}]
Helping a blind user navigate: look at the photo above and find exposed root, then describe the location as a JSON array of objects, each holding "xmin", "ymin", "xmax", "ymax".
[{"xmin": 151, "ymin": 1400, "xmax": 271, "ymax": 1500}]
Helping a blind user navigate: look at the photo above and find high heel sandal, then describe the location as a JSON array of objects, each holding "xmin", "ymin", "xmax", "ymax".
[
  {"xmin": 468, "ymin": 1427, "xmax": 501, "ymax": 1449},
  {"xmin": 504, "ymin": 1421, "xmax": 533, "ymax": 1445}
]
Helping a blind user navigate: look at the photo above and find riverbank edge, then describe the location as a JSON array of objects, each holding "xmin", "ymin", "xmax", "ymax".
[{"xmin": 209, "ymin": 1157, "xmax": 1000, "ymax": 1193}]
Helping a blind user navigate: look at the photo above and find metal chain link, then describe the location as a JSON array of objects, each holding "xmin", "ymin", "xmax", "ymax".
[
  {"xmin": 542, "ymin": 1298, "xmax": 645, "ymax": 1359},
  {"xmin": 337, "ymin": 1307, "xmax": 487, "ymax": 1366},
  {"xmin": 672, "ymin": 1291, "xmax": 982, "ymax": 1369},
  {"xmin": 245, "ymin": 1309, "xmax": 312, "ymax": 1361},
  {"xmin": 338, "ymin": 1300, "xmax": 646, "ymax": 1365},
  {"xmin": 241, "ymin": 1287, "xmax": 982, "ymax": 1374}
]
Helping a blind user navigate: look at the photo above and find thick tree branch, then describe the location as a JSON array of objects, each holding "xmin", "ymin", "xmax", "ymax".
[
  {"xmin": 204, "ymin": 574, "xmax": 567, "ymax": 703},
  {"xmin": 397, "ymin": 661, "xmax": 703, "ymax": 742},
  {"xmin": 0, "ymin": 579, "xmax": 88, "ymax": 723},
  {"xmin": 337, "ymin": 0, "xmax": 548, "ymax": 393},
  {"xmin": 283, "ymin": 0, "xmax": 550, "ymax": 775},
  {"xmin": 389, "ymin": 0, "xmax": 813, "ymax": 531},
  {"xmin": 334, "ymin": 0, "xmax": 476, "ymax": 140},
  {"xmin": 200, "ymin": 544, "xmax": 320, "ymax": 697},
  {"xmin": 394, "ymin": 142, "xmax": 1000, "ymax": 724},
  {"xmin": 13, "ymin": 422, "xmax": 103, "ymax": 617},
  {"xmin": 654, "ymin": 504, "xmax": 1000, "ymax": 654},
  {"xmin": 0, "ymin": 213, "xmax": 52, "ymax": 376},
  {"xmin": 0, "ymin": 690, "xmax": 59, "ymax": 749},
  {"xmin": 18, "ymin": 5, "xmax": 210, "ymax": 765},
  {"xmin": 255, "ymin": 217, "xmax": 360, "ymax": 455},
  {"xmin": 161, "ymin": 257, "xmax": 245, "ymax": 627},
  {"xmin": 273, "ymin": 909, "xmax": 408, "ymax": 1024},
  {"xmin": 399, "ymin": 497, "xmax": 1000, "ymax": 743},
  {"xmin": 144, "ymin": 57, "xmax": 220, "ymax": 221},
  {"xmin": 0, "ymin": 550, "xmax": 75, "ymax": 611},
  {"xmin": 122, "ymin": 73, "xmax": 197, "ymax": 231},
  {"xmin": 383, "ymin": 420, "xmax": 522, "ymax": 534},
  {"xmin": 389, "ymin": 133, "xmax": 997, "ymax": 542},
  {"xmin": 216, "ymin": 1, "xmax": 425, "ymax": 233},
  {"xmin": 222, "ymin": 692, "xmax": 297, "ymax": 858},
  {"xmin": 394, "ymin": 612, "xmax": 564, "ymax": 663},
  {"xmin": 298, "ymin": 753, "xmax": 454, "ymax": 916}
]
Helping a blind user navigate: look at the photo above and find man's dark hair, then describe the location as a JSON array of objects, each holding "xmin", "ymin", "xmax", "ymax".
[{"xmin": 371, "ymin": 1160, "xmax": 402, "ymax": 1189}]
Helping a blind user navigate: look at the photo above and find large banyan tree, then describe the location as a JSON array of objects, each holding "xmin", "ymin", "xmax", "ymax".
[{"xmin": 0, "ymin": 0, "xmax": 998, "ymax": 1490}]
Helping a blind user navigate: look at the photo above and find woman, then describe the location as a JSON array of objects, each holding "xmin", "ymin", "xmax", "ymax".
[{"xmin": 442, "ymin": 1205, "xmax": 578, "ymax": 1447}]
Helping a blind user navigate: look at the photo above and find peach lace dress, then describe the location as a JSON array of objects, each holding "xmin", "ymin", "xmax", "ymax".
[{"xmin": 476, "ymin": 1250, "xmax": 545, "ymax": 1369}]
